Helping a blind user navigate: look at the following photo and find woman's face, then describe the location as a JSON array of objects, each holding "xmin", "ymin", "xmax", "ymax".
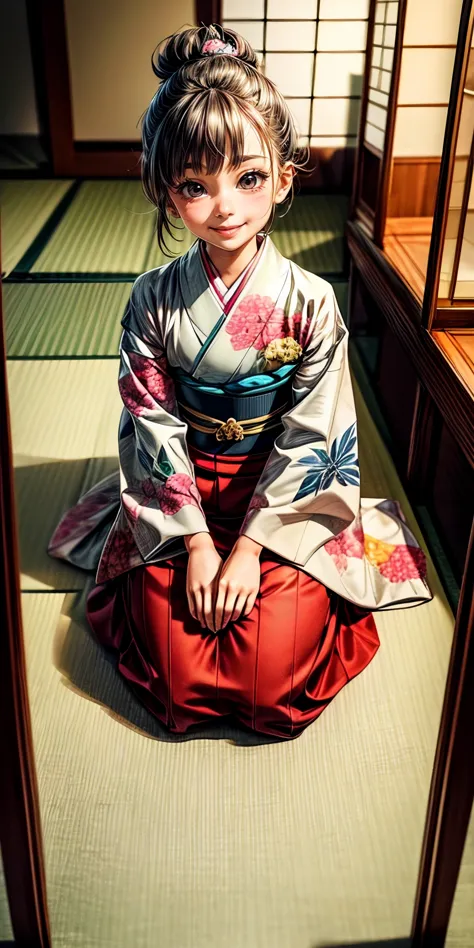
[{"xmin": 167, "ymin": 119, "xmax": 294, "ymax": 250}]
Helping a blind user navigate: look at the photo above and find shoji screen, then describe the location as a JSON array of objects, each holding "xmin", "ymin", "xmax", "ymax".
[
  {"xmin": 392, "ymin": 0, "xmax": 461, "ymax": 160},
  {"xmin": 364, "ymin": 0, "xmax": 399, "ymax": 154},
  {"xmin": 221, "ymin": 0, "xmax": 369, "ymax": 150}
]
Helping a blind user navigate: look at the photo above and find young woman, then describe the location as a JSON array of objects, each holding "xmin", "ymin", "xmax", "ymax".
[{"xmin": 49, "ymin": 24, "xmax": 431, "ymax": 740}]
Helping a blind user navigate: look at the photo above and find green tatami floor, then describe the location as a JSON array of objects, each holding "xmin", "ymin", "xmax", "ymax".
[
  {"xmin": 0, "ymin": 178, "xmax": 74, "ymax": 277},
  {"xmin": 1, "ymin": 179, "xmax": 472, "ymax": 948}
]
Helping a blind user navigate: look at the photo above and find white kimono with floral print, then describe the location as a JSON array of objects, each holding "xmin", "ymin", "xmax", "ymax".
[{"xmin": 49, "ymin": 233, "xmax": 432, "ymax": 611}]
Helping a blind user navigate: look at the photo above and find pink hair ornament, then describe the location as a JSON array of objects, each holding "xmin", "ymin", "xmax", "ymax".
[{"xmin": 201, "ymin": 38, "xmax": 238, "ymax": 56}]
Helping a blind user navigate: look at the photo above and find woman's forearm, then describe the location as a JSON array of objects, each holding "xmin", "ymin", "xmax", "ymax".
[
  {"xmin": 184, "ymin": 531, "xmax": 214, "ymax": 553},
  {"xmin": 233, "ymin": 534, "xmax": 263, "ymax": 557},
  {"xmin": 185, "ymin": 532, "xmax": 263, "ymax": 557}
]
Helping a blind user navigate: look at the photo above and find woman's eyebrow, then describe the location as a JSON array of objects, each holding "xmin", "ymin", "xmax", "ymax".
[{"xmin": 184, "ymin": 154, "xmax": 267, "ymax": 170}]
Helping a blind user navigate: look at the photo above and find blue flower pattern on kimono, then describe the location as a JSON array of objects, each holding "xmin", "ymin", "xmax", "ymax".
[{"xmin": 293, "ymin": 422, "xmax": 360, "ymax": 501}]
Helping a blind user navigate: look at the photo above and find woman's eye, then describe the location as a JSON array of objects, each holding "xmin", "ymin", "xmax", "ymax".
[
  {"xmin": 176, "ymin": 171, "xmax": 268, "ymax": 198},
  {"xmin": 177, "ymin": 181, "xmax": 205, "ymax": 198},
  {"xmin": 239, "ymin": 172, "xmax": 266, "ymax": 189}
]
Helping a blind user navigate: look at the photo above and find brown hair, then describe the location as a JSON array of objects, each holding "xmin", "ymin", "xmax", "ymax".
[{"xmin": 140, "ymin": 23, "xmax": 310, "ymax": 256}]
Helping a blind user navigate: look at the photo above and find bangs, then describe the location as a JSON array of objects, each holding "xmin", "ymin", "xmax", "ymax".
[{"xmin": 158, "ymin": 91, "xmax": 275, "ymax": 186}]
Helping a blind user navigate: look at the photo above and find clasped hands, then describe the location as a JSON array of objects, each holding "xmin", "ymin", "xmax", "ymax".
[{"xmin": 185, "ymin": 531, "xmax": 262, "ymax": 633}]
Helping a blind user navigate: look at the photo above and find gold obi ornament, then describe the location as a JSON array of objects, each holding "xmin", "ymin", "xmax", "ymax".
[
  {"xmin": 216, "ymin": 417, "xmax": 245, "ymax": 442},
  {"xmin": 177, "ymin": 401, "xmax": 289, "ymax": 441},
  {"xmin": 260, "ymin": 336, "xmax": 303, "ymax": 372}
]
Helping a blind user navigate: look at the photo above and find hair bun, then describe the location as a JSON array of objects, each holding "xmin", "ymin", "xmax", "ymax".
[{"xmin": 151, "ymin": 24, "xmax": 259, "ymax": 83}]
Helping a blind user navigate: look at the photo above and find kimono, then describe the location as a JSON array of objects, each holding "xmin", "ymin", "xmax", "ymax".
[{"xmin": 49, "ymin": 232, "xmax": 432, "ymax": 740}]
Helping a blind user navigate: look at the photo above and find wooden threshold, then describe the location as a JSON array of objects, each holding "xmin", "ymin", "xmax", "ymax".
[
  {"xmin": 385, "ymin": 217, "xmax": 433, "ymax": 236},
  {"xmin": 383, "ymin": 218, "xmax": 434, "ymax": 304},
  {"xmin": 346, "ymin": 219, "xmax": 474, "ymax": 470},
  {"xmin": 432, "ymin": 328, "xmax": 474, "ymax": 398}
]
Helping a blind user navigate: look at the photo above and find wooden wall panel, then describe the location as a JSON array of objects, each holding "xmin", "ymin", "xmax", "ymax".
[
  {"xmin": 430, "ymin": 414, "xmax": 474, "ymax": 584},
  {"xmin": 302, "ymin": 146, "xmax": 355, "ymax": 193},
  {"xmin": 387, "ymin": 157, "xmax": 442, "ymax": 218},
  {"xmin": 375, "ymin": 323, "xmax": 418, "ymax": 466}
]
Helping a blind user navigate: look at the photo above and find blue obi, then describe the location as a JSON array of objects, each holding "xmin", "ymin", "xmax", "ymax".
[{"xmin": 172, "ymin": 364, "xmax": 297, "ymax": 455}]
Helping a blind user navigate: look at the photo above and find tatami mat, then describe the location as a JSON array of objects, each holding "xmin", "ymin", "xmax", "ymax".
[
  {"xmin": 13, "ymin": 453, "xmax": 119, "ymax": 593},
  {"xmin": 21, "ymin": 567, "xmax": 460, "ymax": 948},
  {"xmin": 0, "ymin": 178, "xmax": 74, "ymax": 276},
  {"xmin": 31, "ymin": 181, "xmax": 155, "ymax": 274},
  {"xmin": 271, "ymin": 194, "xmax": 348, "ymax": 273},
  {"xmin": 447, "ymin": 806, "xmax": 474, "ymax": 946},
  {"xmin": 0, "ymin": 851, "xmax": 13, "ymax": 942},
  {"xmin": 7, "ymin": 359, "xmax": 120, "ymax": 460},
  {"xmin": 3, "ymin": 282, "xmax": 131, "ymax": 358},
  {"xmin": 7, "ymin": 359, "xmax": 121, "ymax": 590},
  {"xmin": 144, "ymin": 224, "xmax": 200, "ymax": 271},
  {"xmin": 14, "ymin": 454, "xmax": 89, "ymax": 592}
]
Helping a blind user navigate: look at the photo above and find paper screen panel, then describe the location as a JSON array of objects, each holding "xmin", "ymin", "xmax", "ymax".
[
  {"xmin": 363, "ymin": 1, "xmax": 400, "ymax": 155},
  {"xmin": 403, "ymin": 0, "xmax": 463, "ymax": 46},
  {"xmin": 266, "ymin": 20, "xmax": 316, "ymax": 51},
  {"xmin": 223, "ymin": 4, "xmax": 368, "ymax": 141},
  {"xmin": 393, "ymin": 106, "xmax": 448, "ymax": 158}
]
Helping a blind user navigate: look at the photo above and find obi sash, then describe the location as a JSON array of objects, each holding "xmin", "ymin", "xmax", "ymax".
[{"xmin": 172, "ymin": 363, "xmax": 297, "ymax": 455}]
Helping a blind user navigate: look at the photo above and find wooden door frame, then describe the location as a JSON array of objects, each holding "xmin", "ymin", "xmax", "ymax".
[
  {"xmin": 421, "ymin": 0, "xmax": 474, "ymax": 331},
  {"xmin": 411, "ymin": 515, "xmax": 474, "ymax": 945},
  {"xmin": 27, "ymin": 0, "xmax": 221, "ymax": 178},
  {"xmin": 0, "ymin": 255, "xmax": 51, "ymax": 942},
  {"xmin": 350, "ymin": 0, "xmax": 408, "ymax": 246}
]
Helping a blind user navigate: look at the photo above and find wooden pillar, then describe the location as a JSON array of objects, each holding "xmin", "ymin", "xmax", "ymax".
[
  {"xmin": 0, "ymin": 253, "xmax": 51, "ymax": 945},
  {"xmin": 411, "ymin": 516, "xmax": 474, "ymax": 946}
]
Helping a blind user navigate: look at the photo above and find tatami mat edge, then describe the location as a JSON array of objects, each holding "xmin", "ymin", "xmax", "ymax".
[
  {"xmin": 3, "ymin": 282, "xmax": 131, "ymax": 358},
  {"xmin": 0, "ymin": 178, "xmax": 76, "ymax": 276}
]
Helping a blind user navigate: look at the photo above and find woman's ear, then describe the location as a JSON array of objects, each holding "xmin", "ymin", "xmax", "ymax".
[
  {"xmin": 275, "ymin": 162, "xmax": 295, "ymax": 205},
  {"xmin": 166, "ymin": 194, "xmax": 181, "ymax": 218}
]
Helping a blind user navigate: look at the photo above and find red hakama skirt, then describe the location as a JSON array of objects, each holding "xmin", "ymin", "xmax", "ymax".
[{"xmin": 87, "ymin": 445, "xmax": 380, "ymax": 740}]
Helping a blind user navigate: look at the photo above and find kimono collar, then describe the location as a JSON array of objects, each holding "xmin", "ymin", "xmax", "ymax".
[
  {"xmin": 178, "ymin": 231, "xmax": 291, "ymax": 341},
  {"xmin": 199, "ymin": 233, "xmax": 265, "ymax": 312},
  {"xmin": 177, "ymin": 231, "xmax": 296, "ymax": 382}
]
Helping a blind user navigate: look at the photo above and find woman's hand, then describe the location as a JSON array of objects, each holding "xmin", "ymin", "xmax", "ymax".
[
  {"xmin": 213, "ymin": 536, "xmax": 263, "ymax": 632},
  {"xmin": 185, "ymin": 532, "xmax": 223, "ymax": 632}
]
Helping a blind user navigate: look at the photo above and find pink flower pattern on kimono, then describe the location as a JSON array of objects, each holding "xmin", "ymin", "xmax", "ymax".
[
  {"xmin": 122, "ymin": 478, "xmax": 156, "ymax": 522},
  {"xmin": 225, "ymin": 295, "xmax": 311, "ymax": 354},
  {"xmin": 98, "ymin": 521, "xmax": 142, "ymax": 582},
  {"xmin": 225, "ymin": 295, "xmax": 287, "ymax": 350},
  {"xmin": 324, "ymin": 516, "xmax": 427, "ymax": 583},
  {"xmin": 119, "ymin": 372, "xmax": 155, "ymax": 416},
  {"xmin": 128, "ymin": 352, "xmax": 176, "ymax": 413},
  {"xmin": 379, "ymin": 545, "xmax": 427, "ymax": 582},
  {"xmin": 324, "ymin": 518, "xmax": 365, "ymax": 573},
  {"xmin": 119, "ymin": 353, "xmax": 176, "ymax": 416},
  {"xmin": 156, "ymin": 474, "xmax": 204, "ymax": 516},
  {"xmin": 49, "ymin": 493, "xmax": 112, "ymax": 550},
  {"xmin": 123, "ymin": 474, "xmax": 204, "ymax": 520},
  {"xmin": 240, "ymin": 492, "xmax": 269, "ymax": 533}
]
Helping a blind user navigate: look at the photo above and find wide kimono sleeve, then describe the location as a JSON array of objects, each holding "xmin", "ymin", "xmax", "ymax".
[
  {"xmin": 239, "ymin": 283, "xmax": 360, "ymax": 567},
  {"xmin": 96, "ymin": 271, "xmax": 209, "ymax": 583}
]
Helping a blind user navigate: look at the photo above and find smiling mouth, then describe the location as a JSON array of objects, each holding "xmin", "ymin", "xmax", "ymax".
[{"xmin": 211, "ymin": 224, "xmax": 243, "ymax": 231}]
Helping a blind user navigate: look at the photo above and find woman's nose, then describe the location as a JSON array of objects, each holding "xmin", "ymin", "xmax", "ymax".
[{"xmin": 213, "ymin": 189, "xmax": 235, "ymax": 217}]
